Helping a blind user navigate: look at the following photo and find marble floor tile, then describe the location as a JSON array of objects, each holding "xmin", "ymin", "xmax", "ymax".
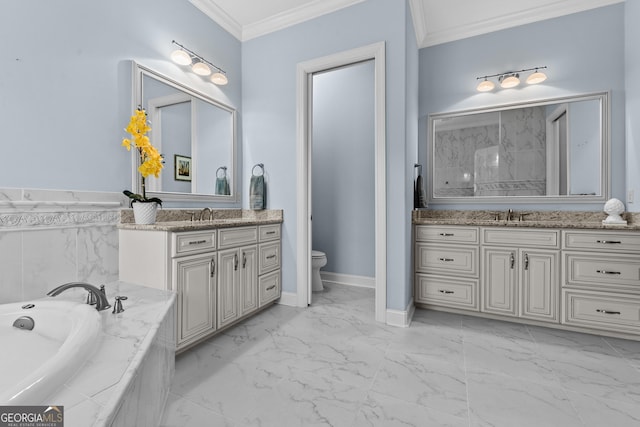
[{"xmin": 163, "ymin": 283, "xmax": 640, "ymax": 427}]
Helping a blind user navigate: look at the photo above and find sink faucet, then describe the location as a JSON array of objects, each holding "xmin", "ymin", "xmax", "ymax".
[
  {"xmin": 47, "ymin": 282, "xmax": 111, "ymax": 311},
  {"xmin": 200, "ymin": 207, "xmax": 213, "ymax": 221},
  {"xmin": 505, "ymin": 209, "xmax": 513, "ymax": 222}
]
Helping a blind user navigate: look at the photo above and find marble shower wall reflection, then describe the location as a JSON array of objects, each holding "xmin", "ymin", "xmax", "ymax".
[
  {"xmin": 0, "ymin": 188, "xmax": 123, "ymax": 303},
  {"xmin": 434, "ymin": 107, "xmax": 546, "ymax": 197}
]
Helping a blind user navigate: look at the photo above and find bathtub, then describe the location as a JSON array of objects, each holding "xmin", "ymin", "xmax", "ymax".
[{"xmin": 0, "ymin": 299, "xmax": 101, "ymax": 405}]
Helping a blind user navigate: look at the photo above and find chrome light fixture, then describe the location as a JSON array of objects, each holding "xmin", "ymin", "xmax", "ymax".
[
  {"xmin": 170, "ymin": 40, "xmax": 228, "ymax": 86},
  {"xmin": 476, "ymin": 66, "xmax": 547, "ymax": 92}
]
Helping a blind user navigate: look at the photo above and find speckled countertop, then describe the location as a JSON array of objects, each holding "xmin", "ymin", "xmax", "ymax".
[
  {"xmin": 118, "ymin": 209, "xmax": 283, "ymax": 232},
  {"xmin": 412, "ymin": 209, "xmax": 640, "ymax": 231}
]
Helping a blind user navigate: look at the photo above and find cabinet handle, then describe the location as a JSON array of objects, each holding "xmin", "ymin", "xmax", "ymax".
[
  {"xmin": 524, "ymin": 253, "xmax": 529, "ymax": 271},
  {"xmin": 266, "ymin": 255, "xmax": 277, "ymax": 260},
  {"xmin": 439, "ymin": 257, "xmax": 454, "ymax": 262},
  {"xmin": 596, "ymin": 240, "xmax": 622, "ymax": 244},
  {"xmin": 596, "ymin": 309, "xmax": 621, "ymax": 315},
  {"xmin": 266, "ymin": 231, "xmax": 276, "ymax": 235},
  {"xmin": 266, "ymin": 285, "xmax": 276, "ymax": 291},
  {"xmin": 438, "ymin": 289, "xmax": 454, "ymax": 294},
  {"xmin": 242, "ymin": 252, "xmax": 247, "ymax": 268},
  {"xmin": 234, "ymin": 254, "xmax": 238, "ymax": 271},
  {"xmin": 439, "ymin": 233, "xmax": 454, "ymax": 237},
  {"xmin": 596, "ymin": 270, "xmax": 621, "ymax": 275},
  {"xmin": 188, "ymin": 239, "xmax": 207, "ymax": 245},
  {"xmin": 210, "ymin": 258, "xmax": 215, "ymax": 277},
  {"xmin": 510, "ymin": 252, "xmax": 515, "ymax": 269}
]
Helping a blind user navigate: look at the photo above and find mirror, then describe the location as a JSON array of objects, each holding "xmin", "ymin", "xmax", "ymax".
[
  {"xmin": 427, "ymin": 92, "xmax": 609, "ymax": 204},
  {"xmin": 132, "ymin": 62, "xmax": 237, "ymax": 203}
]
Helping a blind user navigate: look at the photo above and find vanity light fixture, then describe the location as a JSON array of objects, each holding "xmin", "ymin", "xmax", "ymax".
[
  {"xmin": 476, "ymin": 66, "xmax": 547, "ymax": 92},
  {"xmin": 170, "ymin": 40, "xmax": 228, "ymax": 85}
]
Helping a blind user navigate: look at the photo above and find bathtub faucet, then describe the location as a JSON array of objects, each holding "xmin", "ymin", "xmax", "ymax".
[{"xmin": 47, "ymin": 282, "xmax": 111, "ymax": 311}]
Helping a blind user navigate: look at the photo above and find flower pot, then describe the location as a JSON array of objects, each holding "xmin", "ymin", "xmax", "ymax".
[{"xmin": 132, "ymin": 201, "xmax": 158, "ymax": 225}]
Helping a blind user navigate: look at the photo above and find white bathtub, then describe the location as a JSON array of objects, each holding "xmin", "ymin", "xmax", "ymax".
[{"xmin": 0, "ymin": 299, "xmax": 101, "ymax": 405}]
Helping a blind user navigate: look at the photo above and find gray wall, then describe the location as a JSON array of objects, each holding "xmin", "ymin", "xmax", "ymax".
[
  {"xmin": 312, "ymin": 61, "xmax": 375, "ymax": 278},
  {"xmin": 626, "ymin": 1, "xmax": 640, "ymax": 212}
]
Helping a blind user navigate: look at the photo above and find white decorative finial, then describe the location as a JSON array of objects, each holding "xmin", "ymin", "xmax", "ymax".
[{"xmin": 602, "ymin": 198, "xmax": 627, "ymax": 225}]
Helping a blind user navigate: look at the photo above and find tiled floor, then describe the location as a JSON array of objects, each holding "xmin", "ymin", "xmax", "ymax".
[{"xmin": 160, "ymin": 283, "xmax": 640, "ymax": 426}]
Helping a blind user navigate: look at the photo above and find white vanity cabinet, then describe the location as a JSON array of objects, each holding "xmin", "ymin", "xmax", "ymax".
[
  {"xmin": 481, "ymin": 228, "xmax": 560, "ymax": 323},
  {"xmin": 562, "ymin": 230, "xmax": 640, "ymax": 334},
  {"xmin": 119, "ymin": 222, "xmax": 281, "ymax": 352},
  {"xmin": 217, "ymin": 227, "xmax": 258, "ymax": 329},
  {"xmin": 414, "ymin": 225, "xmax": 480, "ymax": 311}
]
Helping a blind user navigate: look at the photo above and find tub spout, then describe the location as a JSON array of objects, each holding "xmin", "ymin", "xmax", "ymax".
[{"xmin": 47, "ymin": 282, "xmax": 111, "ymax": 311}]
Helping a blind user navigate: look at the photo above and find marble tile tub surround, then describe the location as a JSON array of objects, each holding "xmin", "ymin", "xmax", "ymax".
[
  {"xmin": 0, "ymin": 188, "xmax": 124, "ymax": 304},
  {"xmin": 160, "ymin": 283, "xmax": 640, "ymax": 427},
  {"xmin": 413, "ymin": 209, "xmax": 640, "ymax": 230},
  {"xmin": 45, "ymin": 281, "xmax": 175, "ymax": 427}
]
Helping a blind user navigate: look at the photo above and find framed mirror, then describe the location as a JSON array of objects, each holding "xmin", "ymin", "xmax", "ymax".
[
  {"xmin": 132, "ymin": 62, "xmax": 238, "ymax": 203},
  {"xmin": 427, "ymin": 92, "xmax": 609, "ymax": 204}
]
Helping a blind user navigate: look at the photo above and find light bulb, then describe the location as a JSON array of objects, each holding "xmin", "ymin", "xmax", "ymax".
[
  {"xmin": 526, "ymin": 70, "xmax": 547, "ymax": 85},
  {"xmin": 192, "ymin": 61, "xmax": 211, "ymax": 76},
  {"xmin": 210, "ymin": 72, "xmax": 228, "ymax": 85},
  {"xmin": 170, "ymin": 49, "xmax": 192, "ymax": 65},
  {"xmin": 476, "ymin": 79, "xmax": 495, "ymax": 92},
  {"xmin": 500, "ymin": 74, "xmax": 520, "ymax": 89}
]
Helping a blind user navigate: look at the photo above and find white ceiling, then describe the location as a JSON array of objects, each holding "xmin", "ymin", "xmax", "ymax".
[{"xmin": 189, "ymin": 0, "xmax": 624, "ymax": 47}]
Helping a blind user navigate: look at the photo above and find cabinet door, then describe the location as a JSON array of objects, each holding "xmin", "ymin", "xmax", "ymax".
[
  {"xmin": 218, "ymin": 248, "xmax": 240, "ymax": 328},
  {"xmin": 482, "ymin": 247, "xmax": 518, "ymax": 316},
  {"xmin": 520, "ymin": 249, "xmax": 559, "ymax": 323},
  {"xmin": 239, "ymin": 245, "xmax": 258, "ymax": 316},
  {"xmin": 175, "ymin": 253, "xmax": 216, "ymax": 346}
]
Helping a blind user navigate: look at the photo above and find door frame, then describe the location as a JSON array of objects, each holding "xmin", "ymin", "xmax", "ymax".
[{"xmin": 295, "ymin": 42, "xmax": 387, "ymax": 323}]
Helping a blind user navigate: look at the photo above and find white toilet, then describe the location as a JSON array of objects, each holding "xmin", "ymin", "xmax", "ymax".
[{"xmin": 311, "ymin": 250, "xmax": 328, "ymax": 292}]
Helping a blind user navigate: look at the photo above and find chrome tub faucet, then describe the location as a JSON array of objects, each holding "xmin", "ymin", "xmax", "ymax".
[{"xmin": 47, "ymin": 282, "xmax": 111, "ymax": 311}]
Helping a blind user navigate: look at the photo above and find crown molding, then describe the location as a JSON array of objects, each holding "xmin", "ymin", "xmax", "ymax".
[
  {"xmin": 189, "ymin": 0, "xmax": 243, "ymax": 40},
  {"xmin": 242, "ymin": 0, "xmax": 365, "ymax": 41},
  {"xmin": 416, "ymin": 0, "xmax": 625, "ymax": 48}
]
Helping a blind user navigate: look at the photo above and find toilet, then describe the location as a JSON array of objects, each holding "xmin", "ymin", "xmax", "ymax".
[{"xmin": 311, "ymin": 250, "xmax": 328, "ymax": 292}]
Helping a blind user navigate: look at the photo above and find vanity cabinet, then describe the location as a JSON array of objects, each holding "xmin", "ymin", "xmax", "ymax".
[
  {"xmin": 414, "ymin": 226, "xmax": 480, "ymax": 311},
  {"xmin": 414, "ymin": 223, "xmax": 640, "ymax": 338},
  {"xmin": 562, "ymin": 230, "xmax": 640, "ymax": 334},
  {"xmin": 481, "ymin": 228, "xmax": 560, "ymax": 323},
  {"xmin": 119, "ymin": 222, "xmax": 281, "ymax": 352}
]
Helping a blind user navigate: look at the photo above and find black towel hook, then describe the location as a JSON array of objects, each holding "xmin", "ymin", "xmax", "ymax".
[{"xmin": 252, "ymin": 163, "xmax": 264, "ymax": 176}]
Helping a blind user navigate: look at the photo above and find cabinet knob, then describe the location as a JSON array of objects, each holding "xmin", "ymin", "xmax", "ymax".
[
  {"xmin": 210, "ymin": 258, "xmax": 216, "ymax": 277},
  {"xmin": 596, "ymin": 270, "xmax": 621, "ymax": 275},
  {"xmin": 234, "ymin": 254, "xmax": 238, "ymax": 271},
  {"xmin": 596, "ymin": 309, "xmax": 621, "ymax": 315}
]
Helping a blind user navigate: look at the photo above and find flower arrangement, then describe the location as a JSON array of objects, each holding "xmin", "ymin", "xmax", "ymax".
[{"xmin": 122, "ymin": 109, "xmax": 164, "ymax": 207}]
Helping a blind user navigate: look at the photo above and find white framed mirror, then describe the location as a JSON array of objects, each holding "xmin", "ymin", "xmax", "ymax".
[
  {"xmin": 131, "ymin": 61, "xmax": 238, "ymax": 203},
  {"xmin": 427, "ymin": 91, "xmax": 610, "ymax": 204}
]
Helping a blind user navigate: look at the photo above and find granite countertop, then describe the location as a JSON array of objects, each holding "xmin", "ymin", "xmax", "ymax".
[
  {"xmin": 412, "ymin": 209, "xmax": 640, "ymax": 231},
  {"xmin": 118, "ymin": 208, "xmax": 283, "ymax": 232}
]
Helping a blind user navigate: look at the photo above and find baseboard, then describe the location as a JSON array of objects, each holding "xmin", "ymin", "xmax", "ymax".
[
  {"xmin": 386, "ymin": 298, "xmax": 415, "ymax": 328},
  {"xmin": 320, "ymin": 271, "xmax": 375, "ymax": 289},
  {"xmin": 278, "ymin": 291, "xmax": 298, "ymax": 307}
]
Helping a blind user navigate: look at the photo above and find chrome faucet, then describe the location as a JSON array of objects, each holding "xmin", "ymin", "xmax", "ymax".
[
  {"xmin": 505, "ymin": 209, "xmax": 513, "ymax": 222},
  {"xmin": 47, "ymin": 282, "xmax": 111, "ymax": 311},
  {"xmin": 200, "ymin": 207, "xmax": 213, "ymax": 221}
]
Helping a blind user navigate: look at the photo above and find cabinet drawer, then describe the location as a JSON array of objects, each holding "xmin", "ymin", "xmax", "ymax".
[
  {"xmin": 218, "ymin": 226, "xmax": 258, "ymax": 249},
  {"xmin": 482, "ymin": 228, "xmax": 559, "ymax": 248},
  {"xmin": 259, "ymin": 270, "xmax": 281, "ymax": 307},
  {"xmin": 564, "ymin": 253, "xmax": 640, "ymax": 291},
  {"xmin": 259, "ymin": 242, "xmax": 281, "ymax": 275},
  {"xmin": 415, "ymin": 274, "xmax": 479, "ymax": 311},
  {"xmin": 415, "ymin": 244, "xmax": 478, "ymax": 276},
  {"xmin": 415, "ymin": 226, "xmax": 479, "ymax": 244},
  {"xmin": 259, "ymin": 224, "xmax": 281, "ymax": 242},
  {"xmin": 173, "ymin": 231, "xmax": 217, "ymax": 257},
  {"xmin": 564, "ymin": 231, "xmax": 640, "ymax": 253},
  {"xmin": 563, "ymin": 290, "xmax": 640, "ymax": 333}
]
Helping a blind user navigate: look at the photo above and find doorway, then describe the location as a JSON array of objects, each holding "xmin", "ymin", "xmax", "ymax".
[{"xmin": 295, "ymin": 42, "xmax": 387, "ymax": 323}]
